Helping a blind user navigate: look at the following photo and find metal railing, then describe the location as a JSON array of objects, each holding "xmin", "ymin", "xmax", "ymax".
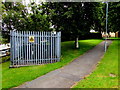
[{"xmin": 10, "ymin": 31, "xmax": 61, "ymax": 67}]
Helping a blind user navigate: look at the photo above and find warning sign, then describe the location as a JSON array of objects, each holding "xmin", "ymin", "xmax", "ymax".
[{"xmin": 29, "ymin": 36, "xmax": 34, "ymax": 43}]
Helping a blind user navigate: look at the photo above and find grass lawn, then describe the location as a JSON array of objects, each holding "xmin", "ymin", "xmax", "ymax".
[
  {"xmin": 108, "ymin": 37, "xmax": 120, "ymax": 40},
  {"xmin": 103, "ymin": 37, "xmax": 120, "ymax": 40},
  {"xmin": 73, "ymin": 40, "xmax": 119, "ymax": 88},
  {"xmin": 2, "ymin": 39, "xmax": 102, "ymax": 89}
]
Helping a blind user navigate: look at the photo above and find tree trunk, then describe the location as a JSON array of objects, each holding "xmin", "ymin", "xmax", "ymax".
[{"xmin": 75, "ymin": 36, "xmax": 79, "ymax": 49}]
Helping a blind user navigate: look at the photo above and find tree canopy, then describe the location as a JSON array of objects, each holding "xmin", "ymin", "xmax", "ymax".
[
  {"xmin": 2, "ymin": 2, "xmax": 120, "ymax": 46},
  {"xmin": 108, "ymin": 2, "xmax": 120, "ymax": 32},
  {"xmin": 2, "ymin": 2, "xmax": 51, "ymax": 32}
]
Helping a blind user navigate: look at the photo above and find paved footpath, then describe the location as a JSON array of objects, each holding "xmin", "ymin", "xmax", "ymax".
[{"xmin": 15, "ymin": 40, "xmax": 112, "ymax": 88}]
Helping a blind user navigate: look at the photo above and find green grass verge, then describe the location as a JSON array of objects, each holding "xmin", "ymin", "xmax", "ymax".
[
  {"xmin": 2, "ymin": 39, "xmax": 102, "ymax": 89},
  {"xmin": 103, "ymin": 37, "xmax": 120, "ymax": 40},
  {"xmin": 109, "ymin": 37, "xmax": 120, "ymax": 39},
  {"xmin": 73, "ymin": 40, "xmax": 119, "ymax": 88}
]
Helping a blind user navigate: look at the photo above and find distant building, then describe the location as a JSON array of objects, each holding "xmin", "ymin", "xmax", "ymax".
[
  {"xmin": 115, "ymin": 31, "xmax": 120, "ymax": 37},
  {"xmin": 102, "ymin": 32, "xmax": 115, "ymax": 38},
  {"xmin": 102, "ymin": 31, "xmax": 120, "ymax": 38}
]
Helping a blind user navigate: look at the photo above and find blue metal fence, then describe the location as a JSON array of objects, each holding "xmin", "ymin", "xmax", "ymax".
[{"xmin": 10, "ymin": 31, "xmax": 61, "ymax": 67}]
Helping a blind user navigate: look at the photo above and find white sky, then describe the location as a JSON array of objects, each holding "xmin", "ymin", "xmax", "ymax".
[{"xmin": 22, "ymin": 0, "xmax": 46, "ymax": 5}]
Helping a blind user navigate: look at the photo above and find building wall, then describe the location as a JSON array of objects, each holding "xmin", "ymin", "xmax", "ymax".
[
  {"xmin": 115, "ymin": 31, "xmax": 120, "ymax": 37},
  {"xmin": 102, "ymin": 32, "xmax": 116, "ymax": 38}
]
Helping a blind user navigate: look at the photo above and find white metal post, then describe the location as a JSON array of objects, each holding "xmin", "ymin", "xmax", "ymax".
[{"xmin": 105, "ymin": 2, "xmax": 108, "ymax": 52}]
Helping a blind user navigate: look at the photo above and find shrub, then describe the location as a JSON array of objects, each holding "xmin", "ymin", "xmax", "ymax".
[{"xmin": 0, "ymin": 56, "xmax": 10, "ymax": 63}]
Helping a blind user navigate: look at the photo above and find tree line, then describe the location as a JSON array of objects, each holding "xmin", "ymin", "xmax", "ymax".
[{"xmin": 2, "ymin": 2, "xmax": 120, "ymax": 48}]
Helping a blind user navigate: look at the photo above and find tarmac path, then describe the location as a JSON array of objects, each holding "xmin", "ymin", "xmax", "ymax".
[{"xmin": 14, "ymin": 40, "xmax": 112, "ymax": 88}]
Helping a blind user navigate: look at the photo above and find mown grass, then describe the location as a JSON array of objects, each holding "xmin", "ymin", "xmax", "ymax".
[
  {"xmin": 73, "ymin": 40, "xmax": 119, "ymax": 88},
  {"xmin": 103, "ymin": 37, "xmax": 120, "ymax": 40},
  {"xmin": 108, "ymin": 37, "xmax": 120, "ymax": 40},
  {"xmin": 2, "ymin": 39, "xmax": 102, "ymax": 89}
]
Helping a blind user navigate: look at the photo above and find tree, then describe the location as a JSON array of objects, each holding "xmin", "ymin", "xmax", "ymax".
[
  {"xmin": 108, "ymin": 2, "xmax": 120, "ymax": 33},
  {"xmin": 41, "ymin": 2, "xmax": 101, "ymax": 48},
  {"xmin": 2, "ymin": 2, "xmax": 29, "ymax": 41},
  {"xmin": 27, "ymin": 2, "xmax": 51, "ymax": 31},
  {"xmin": 2, "ymin": 2, "xmax": 51, "ymax": 31},
  {"xmin": 2, "ymin": 2, "xmax": 28, "ymax": 31},
  {"xmin": 92, "ymin": 3, "xmax": 105, "ymax": 33},
  {"xmin": 2, "ymin": 2, "xmax": 51, "ymax": 41}
]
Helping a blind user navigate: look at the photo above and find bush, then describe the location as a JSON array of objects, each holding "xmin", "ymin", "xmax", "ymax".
[
  {"xmin": 0, "ymin": 37, "xmax": 9, "ymax": 44},
  {"xmin": 84, "ymin": 33, "xmax": 102, "ymax": 39},
  {"xmin": 0, "ymin": 56, "xmax": 10, "ymax": 63}
]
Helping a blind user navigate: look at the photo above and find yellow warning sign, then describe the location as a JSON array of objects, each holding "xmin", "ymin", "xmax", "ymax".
[{"xmin": 29, "ymin": 36, "xmax": 34, "ymax": 43}]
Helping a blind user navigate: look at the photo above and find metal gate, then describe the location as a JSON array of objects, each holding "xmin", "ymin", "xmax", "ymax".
[{"xmin": 10, "ymin": 31, "xmax": 61, "ymax": 67}]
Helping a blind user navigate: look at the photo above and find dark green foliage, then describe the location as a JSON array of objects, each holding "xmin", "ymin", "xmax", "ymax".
[
  {"xmin": 92, "ymin": 3, "xmax": 105, "ymax": 32},
  {"xmin": 2, "ymin": 2, "xmax": 51, "ymax": 32},
  {"xmin": 79, "ymin": 33, "xmax": 102, "ymax": 40},
  {"xmin": 42, "ymin": 2, "xmax": 99, "ymax": 35},
  {"xmin": 2, "ymin": 2, "xmax": 120, "ymax": 43},
  {"xmin": 2, "ymin": 2, "xmax": 52, "ymax": 43},
  {"xmin": 41, "ymin": 2, "xmax": 102, "ymax": 48},
  {"xmin": 61, "ymin": 32, "xmax": 102, "ymax": 41},
  {"xmin": 108, "ymin": 2, "xmax": 120, "ymax": 32},
  {"xmin": 2, "ymin": 2, "xmax": 28, "ymax": 31},
  {"xmin": 0, "ymin": 36, "xmax": 9, "ymax": 44},
  {"xmin": 0, "ymin": 56, "xmax": 10, "ymax": 63}
]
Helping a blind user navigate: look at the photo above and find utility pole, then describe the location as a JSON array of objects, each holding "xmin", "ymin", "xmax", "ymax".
[{"xmin": 104, "ymin": 2, "xmax": 108, "ymax": 52}]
